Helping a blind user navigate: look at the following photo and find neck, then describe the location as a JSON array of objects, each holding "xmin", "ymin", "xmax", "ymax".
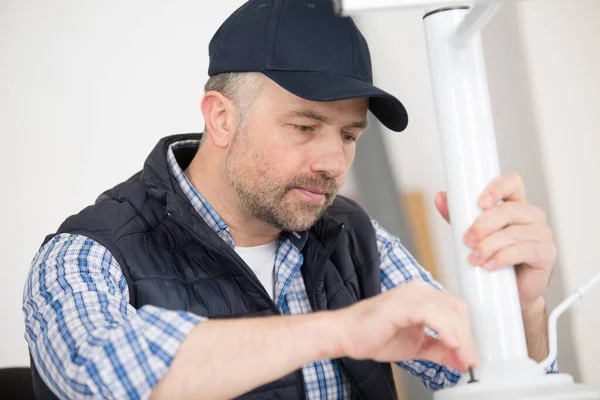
[{"xmin": 185, "ymin": 145, "xmax": 281, "ymax": 247}]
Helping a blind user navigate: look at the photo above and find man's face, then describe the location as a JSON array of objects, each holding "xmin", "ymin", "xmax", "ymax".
[{"xmin": 225, "ymin": 78, "xmax": 369, "ymax": 232}]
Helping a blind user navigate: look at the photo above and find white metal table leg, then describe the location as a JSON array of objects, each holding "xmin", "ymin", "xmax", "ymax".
[{"xmin": 423, "ymin": 5, "xmax": 538, "ymax": 379}]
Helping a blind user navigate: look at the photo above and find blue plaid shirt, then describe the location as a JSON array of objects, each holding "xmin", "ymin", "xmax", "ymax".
[{"xmin": 23, "ymin": 139, "xmax": 554, "ymax": 399}]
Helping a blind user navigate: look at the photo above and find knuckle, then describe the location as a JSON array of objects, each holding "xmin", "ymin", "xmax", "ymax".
[
  {"xmin": 526, "ymin": 204, "xmax": 546, "ymax": 222},
  {"xmin": 508, "ymin": 244, "xmax": 520, "ymax": 259},
  {"xmin": 509, "ymin": 172, "xmax": 523, "ymax": 185},
  {"xmin": 495, "ymin": 249, "xmax": 510, "ymax": 265},
  {"xmin": 411, "ymin": 303, "xmax": 433, "ymax": 324},
  {"xmin": 508, "ymin": 227, "xmax": 522, "ymax": 246},
  {"xmin": 536, "ymin": 208, "xmax": 547, "ymax": 222},
  {"xmin": 535, "ymin": 246, "xmax": 547, "ymax": 262},
  {"xmin": 499, "ymin": 201, "xmax": 516, "ymax": 213},
  {"xmin": 477, "ymin": 240, "xmax": 493, "ymax": 259},
  {"xmin": 533, "ymin": 245, "xmax": 543, "ymax": 263},
  {"xmin": 470, "ymin": 221, "xmax": 484, "ymax": 238},
  {"xmin": 492, "ymin": 203, "xmax": 510, "ymax": 221}
]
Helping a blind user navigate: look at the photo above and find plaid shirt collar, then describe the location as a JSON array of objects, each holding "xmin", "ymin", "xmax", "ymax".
[{"xmin": 166, "ymin": 139, "xmax": 308, "ymax": 250}]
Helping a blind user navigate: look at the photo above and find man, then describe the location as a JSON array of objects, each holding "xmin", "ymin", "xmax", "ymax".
[{"xmin": 22, "ymin": 0, "xmax": 557, "ymax": 399}]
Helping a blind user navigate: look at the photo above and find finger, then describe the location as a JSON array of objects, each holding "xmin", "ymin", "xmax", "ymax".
[
  {"xmin": 413, "ymin": 302, "xmax": 461, "ymax": 351},
  {"xmin": 464, "ymin": 203, "xmax": 544, "ymax": 248},
  {"xmin": 447, "ymin": 297, "xmax": 479, "ymax": 369},
  {"xmin": 397, "ymin": 283, "xmax": 478, "ymax": 367},
  {"xmin": 417, "ymin": 299, "xmax": 479, "ymax": 372},
  {"xmin": 418, "ymin": 337, "xmax": 471, "ymax": 372},
  {"xmin": 478, "ymin": 241, "xmax": 555, "ymax": 272},
  {"xmin": 480, "ymin": 172, "xmax": 526, "ymax": 210},
  {"xmin": 435, "ymin": 192, "xmax": 450, "ymax": 223},
  {"xmin": 467, "ymin": 224, "xmax": 553, "ymax": 266},
  {"xmin": 428, "ymin": 293, "xmax": 479, "ymax": 369},
  {"xmin": 416, "ymin": 294, "xmax": 478, "ymax": 367}
]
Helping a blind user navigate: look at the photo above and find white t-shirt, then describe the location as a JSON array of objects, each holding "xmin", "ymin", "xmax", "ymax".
[{"xmin": 234, "ymin": 240, "xmax": 277, "ymax": 299}]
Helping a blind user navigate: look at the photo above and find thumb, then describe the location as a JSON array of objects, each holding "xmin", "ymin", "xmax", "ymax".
[{"xmin": 435, "ymin": 192, "xmax": 450, "ymax": 223}]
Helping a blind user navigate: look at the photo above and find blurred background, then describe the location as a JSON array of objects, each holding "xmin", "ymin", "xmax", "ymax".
[{"xmin": 0, "ymin": 0, "xmax": 598, "ymax": 398}]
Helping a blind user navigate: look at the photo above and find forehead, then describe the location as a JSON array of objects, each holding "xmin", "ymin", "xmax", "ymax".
[{"xmin": 256, "ymin": 77, "xmax": 369, "ymax": 121}]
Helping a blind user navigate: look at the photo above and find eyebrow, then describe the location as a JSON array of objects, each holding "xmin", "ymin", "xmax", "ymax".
[{"xmin": 284, "ymin": 109, "xmax": 368, "ymax": 130}]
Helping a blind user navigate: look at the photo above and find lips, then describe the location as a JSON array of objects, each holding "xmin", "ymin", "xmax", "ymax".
[
  {"xmin": 295, "ymin": 187, "xmax": 329, "ymax": 202},
  {"xmin": 298, "ymin": 187, "xmax": 329, "ymax": 195}
]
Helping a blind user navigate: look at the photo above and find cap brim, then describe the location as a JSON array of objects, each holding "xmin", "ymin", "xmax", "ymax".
[{"xmin": 263, "ymin": 70, "xmax": 408, "ymax": 132}]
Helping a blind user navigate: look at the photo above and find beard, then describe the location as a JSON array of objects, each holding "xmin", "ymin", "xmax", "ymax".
[{"xmin": 224, "ymin": 133, "xmax": 339, "ymax": 232}]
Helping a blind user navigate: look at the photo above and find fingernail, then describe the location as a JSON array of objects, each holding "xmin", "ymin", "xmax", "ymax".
[
  {"xmin": 482, "ymin": 194, "xmax": 494, "ymax": 208},
  {"xmin": 465, "ymin": 233, "xmax": 476, "ymax": 247},
  {"xmin": 469, "ymin": 251, "xmax": 481, "ymax": 264}
]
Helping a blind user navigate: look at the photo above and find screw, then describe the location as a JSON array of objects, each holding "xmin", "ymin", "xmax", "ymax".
[{"xmin": 468, "ymin": 367, "xmax": 479, "ymax": 384}]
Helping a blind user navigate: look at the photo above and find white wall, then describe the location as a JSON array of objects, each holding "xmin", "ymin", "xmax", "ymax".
[
  {"xmin": 1, "ymin": 0, "xmax": 599, "ymax": 387},
  {"xmin": 516, "ymin": 0, "xmax": 600, "ymax": 384},
  {"xmin": 0, "ymin": 0, "xmax": 246, "ymax": 367}
]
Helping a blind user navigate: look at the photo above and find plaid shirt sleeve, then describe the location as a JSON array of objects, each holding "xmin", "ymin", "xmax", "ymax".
[
  {"xmin": 22, "ymin": 233, "xmax": 205, "ymax": 400},
  {"xmin": 373, "ymin": 220, "xmax": 558, "ymax": 390}
]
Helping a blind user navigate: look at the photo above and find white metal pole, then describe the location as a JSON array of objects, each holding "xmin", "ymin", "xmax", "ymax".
[
  {"xmin": 339, "ymin": 0, "xmax": 600, "ymax": 396},
  {"xmin": 423, "ymin": 5, "xmax": 533, "ymax": 372},
  {"xmin": 420, "ymin": 6, "xmax": 600, "ymax": 398}
]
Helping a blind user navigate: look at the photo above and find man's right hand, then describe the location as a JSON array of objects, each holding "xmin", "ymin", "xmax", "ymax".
[
  {"xmin": 151, "ymin": 280, "xmax": 478, "ymax": 400},
  {"xmin": 336, "ymin": 280, "xmax": 478, "ymax": 372}
]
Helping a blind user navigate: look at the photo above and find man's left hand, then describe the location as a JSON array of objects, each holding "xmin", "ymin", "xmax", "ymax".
[{"xmin": 434, "ymin": 172, "xmax": 556, "ymax": 313}]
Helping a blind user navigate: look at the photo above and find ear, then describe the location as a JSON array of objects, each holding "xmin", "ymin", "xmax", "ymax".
[{"xmin": 201, "ymin": 91, "xmax": 238, "ymax": 148}]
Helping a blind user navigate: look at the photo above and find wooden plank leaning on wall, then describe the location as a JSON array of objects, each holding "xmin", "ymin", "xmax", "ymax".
[{"xmin": 392, "ymin": 192, "xmax": 442, "ymax": 400}]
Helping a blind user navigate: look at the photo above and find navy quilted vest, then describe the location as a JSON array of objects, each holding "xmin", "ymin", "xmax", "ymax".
[{"xmin": 31, "ymin": 134, "xmax": 397, "ymax": 400}]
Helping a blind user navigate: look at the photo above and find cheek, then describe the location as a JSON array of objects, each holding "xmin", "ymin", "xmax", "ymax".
[
  {"xmin": 345, "ymin": 146, "xmax": 356, "ymax": 164},
  {"xmin": 261, "ymin": 143, "xmax": 304, "ymax": 173},
  {"xmin": 236, "ymin": 144, "xmax": 285, "ymax": 185},
  {"xmin": 238, "ymin": 130, "xmax": 310, "ymax": 181},
  {"xmin": 344, "ymin": 148, "xmax": 355, "ymax": 170}
]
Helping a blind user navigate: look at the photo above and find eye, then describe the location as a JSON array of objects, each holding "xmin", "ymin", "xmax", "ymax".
[
  {"xmin": 294, "ymin": 125, "xmax": 315, "ymax": 133},
  {"xmin": 342, "ymin": 134, "xmax": 358, "ymax": 143}
]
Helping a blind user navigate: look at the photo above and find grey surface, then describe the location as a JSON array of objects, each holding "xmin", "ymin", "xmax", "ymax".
[{"xmin": 352, "ymin": 113, "xmax": 416, "ymax": 253}]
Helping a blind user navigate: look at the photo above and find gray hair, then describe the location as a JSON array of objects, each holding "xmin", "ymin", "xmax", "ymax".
[{"xmin": 203, "ymin": 72, "xmax": 266, "ymax": 140}]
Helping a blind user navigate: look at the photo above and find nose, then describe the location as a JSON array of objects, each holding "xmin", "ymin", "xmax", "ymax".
[{"xmin": 309, "ymin": 134, "xmax": 347, "ymax": 179}]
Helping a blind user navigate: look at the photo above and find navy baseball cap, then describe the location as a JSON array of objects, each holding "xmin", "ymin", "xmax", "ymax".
[{"xmin": 208, "ymin": 0, "xmax": 409, "ymax": 132}]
